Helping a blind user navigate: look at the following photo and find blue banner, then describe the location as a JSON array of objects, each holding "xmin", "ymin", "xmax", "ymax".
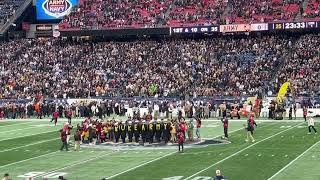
[{"xmin": 36, "ymin": 0, "xmax": 78, "ymax": 20}]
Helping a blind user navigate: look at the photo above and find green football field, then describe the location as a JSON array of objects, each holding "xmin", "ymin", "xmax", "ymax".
[{"xmin": 0, "ymin": 118, "xmax": 320, "ymax": 180}]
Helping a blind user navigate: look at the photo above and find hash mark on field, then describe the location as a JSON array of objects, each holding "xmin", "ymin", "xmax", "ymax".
[
  {"xmin": 185, "ymin": 122, "xmax": 303, "ymax": 180},
  {"xmin": 268, "ymin": 140, "xmax": 320, "ymax": 179},
  {"xmin": 271, "ymin": 155, "xmax": 275, "ymax": 157},
  {"xmin": 258, "ymin": 154, "xmax": 261, "ymax": 157},
  {"xmin": 244, "ymin": 154, "xmax": 248, "ymax": 156},
  {"xmin": 285, "ymin": 155, "xmax": 288, "ymax": 157}
]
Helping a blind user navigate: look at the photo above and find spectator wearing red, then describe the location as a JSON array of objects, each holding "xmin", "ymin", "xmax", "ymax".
[
  {"xmin": 196, "ymin": 118, "xmax": 201, "ymax": 139},
  {"xmin": 60, "ymin": 129, "xmax": 69, "ymax": 151},
  {"xmin": 221, "ymin": 116, "xmax": 229, "ymax": 140},
  {"xmin": 51, "ymin": 111, "xmax": 59, "ymax": 126},
  {"xmin": 177, "ymin": 130, "xmax": 184, "ymax": 153},
  {"xmin": 303, "ymin": 107, "xmax": 308, "ymax": 122}
]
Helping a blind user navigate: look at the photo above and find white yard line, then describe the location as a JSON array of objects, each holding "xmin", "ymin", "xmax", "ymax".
[
  {"xmin": 0, "ymin": 121, "xmax": 34, "ymax": 127},
  {"xmin": 36, "ymin": 151, "xmax": 118, "ymax": 178},
  {"xmin": 0, "ymin": 151, "xmax": 59, "ymax": 169},
  {"xmin": 104, "ymin": 151, "xmax": 177, "ymax": 179},
  {"xmin": 103, "ymin": 125, "xmax": 260, "ymax": 179},
  {"xmin": 201, "ymin": 119, "xmax": 307, "ymax": 122},
  {"xmin": 0, "ymin": 138, "xmax": 59, "ymax": 153},
  {"xmin": 0, "ymin": 126, "xmax": 49, "ymax": 134},
  {"xmin": 184, "ymin": 122, "xmax": 303, "ymax": 180},
  {"xmin": 0, "ymin": 129, "xmax": 59, "ymax": 142},
  {"xmin": 268, "ymin": 140, "xmax": 320, "ymax": 180}
]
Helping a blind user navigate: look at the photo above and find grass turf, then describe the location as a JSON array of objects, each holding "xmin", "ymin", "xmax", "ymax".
[{"xmin": 0, "ymin": 119, "xmax": 319, "ymax": 180}]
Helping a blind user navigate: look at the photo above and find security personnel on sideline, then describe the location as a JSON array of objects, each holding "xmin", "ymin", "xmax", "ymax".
[{"xmin": 133, "ymin": 120, "xmax": 140, "ymax": 143}]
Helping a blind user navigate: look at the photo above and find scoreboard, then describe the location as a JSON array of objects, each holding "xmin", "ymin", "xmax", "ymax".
[
  {"xmin": 269, "ymin": 21, "xmax": 318, "ymax": 30},
  {"xmin": 170, "ymin": 21, "xmax": 320, "ymax": 35}
]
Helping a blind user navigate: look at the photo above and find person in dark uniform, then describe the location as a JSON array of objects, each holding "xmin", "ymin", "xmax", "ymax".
[
  {"xmin": 133, "ymin": 120, "xmax": 140, "ymax": 143},
  {"xmin": 114, "ymin": 122, "xmax": 120, "ymax": 143},
  {"xmin": 120, "ymin": 121, "xmax": 127, "ymax": 143},
  {"xmin": 155, "ymin": 120, "xmax": 162, "ymax": 143},
  {"xmin": 127, "ymin": 121, "xmax": 134, "ymax": 143},
  {"xmin": 148, "ymin": 120, "xmax": 155, "ymax": 144},
  {"xmin": 246, "ymin": 116, "xmax": 257, "ymax": 142},
  {"xmin": 289, "ymin": 107, "xmax": 293, "ymax": 120},
  {"xmin": 141, "ymin": 120, "xmax": 147, "ymax": 144},
  {"xmin": 162, "ymin": 119, "xmax": 170, "ymax": 143}
]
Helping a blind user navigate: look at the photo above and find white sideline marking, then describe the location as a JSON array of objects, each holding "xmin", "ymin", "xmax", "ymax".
[
  {"xmin": 0, "ymin": 138, "xmax": 59, "ymax": 153},
  {"xmin": 0, "ymin": 129, "xmax": 59, "ymax": 142},
  {"xmin": 35, "ymin": 151, "xmax": 117, "ymax": 178},
  {"xmin": 0, "ymin": 126, "xmax": 49, "ymax": 134},
  {"xmin": 184, "ymin": 122, "xmax": 303, "ymax": 180},
  {"xmin": 0, "ymin": 151, "xmax": 59, "ymax": 169},
  {"xmin": 104, "ymin": 151, "xmax": 177, "ymax": 179},
  {"xmin": 0, "ymin": 121, "xmax": 34, "ymax": 127},
  {"xmin": 268, "ymin": 140, "xmax": 320, "ymax": 180}
]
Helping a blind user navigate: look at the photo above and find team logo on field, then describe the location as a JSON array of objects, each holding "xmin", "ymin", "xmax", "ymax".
[{"xmin": 42, "ymin": 0, "xmax": 73, "ymax": 18}]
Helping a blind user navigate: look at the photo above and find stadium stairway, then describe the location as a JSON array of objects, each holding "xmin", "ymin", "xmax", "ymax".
[
  {"xmin": 295, "ymin": 0, "xmax": 310, "ymax": 21},
  {"xmin": 0, "ymin": 0, "xmax": 32, "ymax": 36}
]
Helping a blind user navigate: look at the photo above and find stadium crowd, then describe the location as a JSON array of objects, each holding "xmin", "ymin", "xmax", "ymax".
[
  {"xmin": 0, "ymin": 0, "xmax": 25, "ymax": 25},
  {"xmin": 2, "ymin": 34, "xmax": 315, "ymax": 100},
  {"xmin": 59, "ymin": 0, "xmax": 320, "ymax": 30}
]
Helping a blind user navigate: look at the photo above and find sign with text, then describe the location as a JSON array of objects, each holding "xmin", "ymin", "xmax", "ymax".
[
  {"xmin": 220, "ymin": 24, "xmax": 251, "ymax": 33},
  {"xmin": 36, "ymin": 0, "xmax": 78, "ymax": 20}
]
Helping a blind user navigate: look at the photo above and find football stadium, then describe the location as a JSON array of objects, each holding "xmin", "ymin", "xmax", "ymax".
[{"xmin": 0, "ymin": 0, "xmax": 320, "ymax": 179}]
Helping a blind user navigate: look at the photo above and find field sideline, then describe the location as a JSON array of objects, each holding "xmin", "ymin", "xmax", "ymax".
[{"xmin": 0, "ymin": 118, "xmax": 319, "ymax": 180}]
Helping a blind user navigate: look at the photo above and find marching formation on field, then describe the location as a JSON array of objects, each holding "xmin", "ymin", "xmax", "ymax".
[{"xmin": 58, "ymin": 113, "xmax": 202, "ymax": 152}]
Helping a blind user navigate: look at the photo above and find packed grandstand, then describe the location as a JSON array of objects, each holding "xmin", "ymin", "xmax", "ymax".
[{"xmin": 0, "ymin": 0, "xmax": 320, "ymax": 179}]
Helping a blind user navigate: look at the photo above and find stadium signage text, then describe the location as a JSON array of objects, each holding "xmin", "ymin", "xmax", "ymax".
[
  {"xmin": 37, "ymin": 0, "xmax": 78, "ymax": 20},
  {"xmin": 220, "ymin": 24, "xmax": 251, "ymax": 33},
  {"xmin": 167, "ymin": 21, "xmax": 319, "ymax": 35},
  {"xmin": 170, "ymin": 26, "xmax": 219, "ymax": 34}
]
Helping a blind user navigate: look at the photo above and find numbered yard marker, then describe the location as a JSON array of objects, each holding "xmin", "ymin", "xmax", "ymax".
[
  {"xmin": 18, "ymin": 172, "xmax": 67, "ymax": 179},
  {"xmin": 18, "ymin": 172, "xmax": 45, "ymax": 178},
  {"xmin": 43, "ymin": 172, "xmax": 67, "ymax": 178}
]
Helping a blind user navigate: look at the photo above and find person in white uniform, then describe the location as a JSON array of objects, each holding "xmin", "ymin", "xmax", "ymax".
[{"xmin": 307, "ymin": 115, "xmax": 317, "ymax": 135}]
